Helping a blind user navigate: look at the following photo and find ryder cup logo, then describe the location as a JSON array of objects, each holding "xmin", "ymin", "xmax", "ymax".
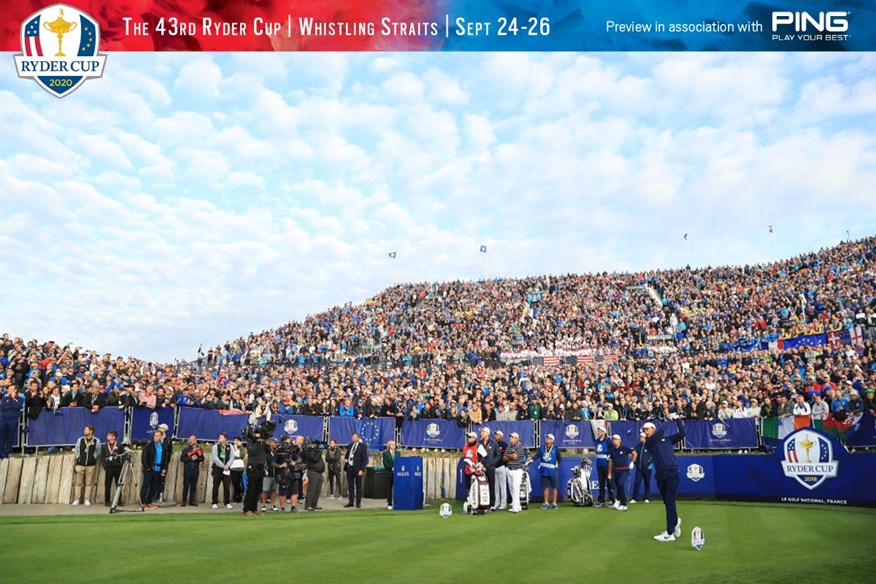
[
  {"xmin": 565, "ymin": 425, "xmax": 579, "ymax": 439},
  {"xmin": 426, "ymin": 423, "xmax": 441, "ymax": 438},
  {"xmin": 781, "ymin": 429, "xmax": 838, "ymax": 490},
  {"xmin": 712, "ymin": 423, "xmax": 728, "ymax": 439},
  {"xmin": 686, "ymin": 464, "xmax": 705, "ymax": 482},
  {"xmin": 13, "ymin": 4, "xmax": 107, "ymax": 98},
  {"xmin": 284, "ymin": 419, "xmax": 298, "ymax": 434},
  {"xmin": 148, "ymin": 412, "xmax": 159, "ymax": 429}
]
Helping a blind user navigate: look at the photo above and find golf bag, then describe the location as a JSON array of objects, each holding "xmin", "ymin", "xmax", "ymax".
[
  {"xmin": 566, "ymin": 458, "xmax": 594, "ymax": 507},
  {"xmin": 520, "ymin": 461, "xmax": 532, "ymax": 510},
  {"xmin": 463, "ymin": 460, "xmax": 491, "ymax": 515}
]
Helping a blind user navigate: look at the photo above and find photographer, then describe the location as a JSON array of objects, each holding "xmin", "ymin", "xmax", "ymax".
[
  {"xmin": 242, "ymin": 425, "xmax": 268, "ymax": 517},
  {"xmin": 100, "ymin": 430, "xmax": 126, "ymax": 507},
  {"xmin": 274, "ymin": 435, "xmax": 302, "ymax": 513},
  {"xmin": 180, "ymin": 435, "xmax": 205, "ymax": 507},
  {"xmin": 261, "ymin": 438, "xmax": 279, "ymax": 513},
  {"xmin": 303, "ymin": 439, "xmax": 326, "ymax": 511}
]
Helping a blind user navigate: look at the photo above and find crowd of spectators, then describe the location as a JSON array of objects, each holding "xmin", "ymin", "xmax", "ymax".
[{"xmin": 1, "ymin": 237, "xmax": 874, "ymax": 432}]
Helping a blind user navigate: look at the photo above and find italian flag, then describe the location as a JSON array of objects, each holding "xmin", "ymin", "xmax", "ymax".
[{"xmin": 762, "ymin": 416, "xmax": 806, "ymax": 440}]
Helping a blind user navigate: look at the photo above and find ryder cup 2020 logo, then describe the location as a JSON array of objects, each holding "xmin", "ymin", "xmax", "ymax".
[
  {"xmin": 13, "ymin": 4, "xmax": 107, "ymax": 98},
  {"xmin": 781, "ymin": 430, "xmax": 838, "ymax": 490}
]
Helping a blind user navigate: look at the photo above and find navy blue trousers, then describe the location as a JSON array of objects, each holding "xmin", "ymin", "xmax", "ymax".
[
  {"xmin": 0, "ymin": 419, "xmax": 17, "ymax": 459},
  {"xmin": 656, "ymin": 470, "xmax": 680, "ymax": 534}
]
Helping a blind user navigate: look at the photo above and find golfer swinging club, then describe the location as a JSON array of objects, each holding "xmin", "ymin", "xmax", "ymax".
[{"xmin": 641, "ymin": 415, "xmax": 685, "ymax": 542}]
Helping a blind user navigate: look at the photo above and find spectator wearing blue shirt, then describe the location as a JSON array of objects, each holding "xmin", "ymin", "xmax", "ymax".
[
  {"xmin": 140, "ymin": 430, "xmax": 169, "ymax": 509},
  {"xmin": 643, "ymin": 418, "xmax": 685, "ymax": 542}
]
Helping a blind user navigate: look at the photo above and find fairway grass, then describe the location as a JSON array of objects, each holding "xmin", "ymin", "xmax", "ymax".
[{"xmin": 1, "ymin": 501, "xmax": 872, "ymax": 584}]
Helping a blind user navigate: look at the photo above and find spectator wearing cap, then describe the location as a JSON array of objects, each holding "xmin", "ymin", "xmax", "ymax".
[
  {"xmin": 532, "ymin": 433, "xmax": 561, "ymax": 510},
  {"xmin": 631, "ymin": 431, "xmax": 653, "ymax": 504},
  {"xmin": 593, "ymin": 426, "xmax": 614, "ymax": 507},
  {"xmin": 503, "ymin": 432, "xmax": 526, "ymax": 513},
  {"xmin": 847, "ymin": 390, "xmax": 864, "ymax": 414},
  {"xmin": 607, "ymin": 433, "xmax": 636, "ymax": 511},
  {"xmin": 642, "ymin": 417, "xmax": 685, "ymax": 542},
  {"xmin": 478, "ymin": 427, "xmax": 499, "ymax": 511},
  {"xmin": 461, "ymin": 431, "xmax": 480, "ymax": 490},
  {"xmin": 156, "ymin": 422, "xmax": 172, "ymax": 503},
  {"xmin": 493, "ymin": 430, "xmax": 509, "ymax": 510}
]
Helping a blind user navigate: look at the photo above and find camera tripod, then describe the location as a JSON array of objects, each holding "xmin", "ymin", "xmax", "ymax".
[{"xmin": 109, "ymin": 457, "xmax": 145, "ymax": 514}]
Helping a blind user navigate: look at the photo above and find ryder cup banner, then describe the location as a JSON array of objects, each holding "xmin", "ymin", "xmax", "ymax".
[
  {"xmin": 329, "ymin": 416, "xmax": 395, "ymax": 448},
  {"xmin": 684, "ymin": 418, "xmax": 759, "ymax": 449},
  {"xmin": 541, "ymin": 420, "xmax": 596, "ymax": 449},
  {"xmin": 401, "ymin": 418, "xmax": 465, "ymax": 449},
  {"xmin": 26, "ymin": 407, "xmax": 124, "ymax": 447},
  {"xmin": 3, "ymin": 0, "xmax": 875, "ymax": 53},
  {"xmin": 474, "ymin": 421, "xmax": 536, "ymax": 448},
  {"xmin": 272, "ymin": 415, "xmax": 324, "ymax": 441},
  {"xmin": 131, "ymin": 407, "xmax": 174, "ymax": 442},
  {"xmin": 13, "ymin": 4, "xmax": 107, "ymax": 97},
  {"xmin": 175, "ymin": 408, "xmax": 252, "ymax": 441}
]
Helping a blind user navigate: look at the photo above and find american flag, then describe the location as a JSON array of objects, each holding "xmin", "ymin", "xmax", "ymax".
[
  {"xmin": 817, "ymin": 438, "xmax": 829, "ymax": 463},
  {"xmin": 23, "ymin": 15, "xmax": 43, "ymax": 57},
  {"xmin": 578, "ymin": 353, "xmax": 618, "ymax": 366},
  {"xmin": 543, "ymin": 355, "xmax": 559, "ymax": 368},
  {"xmin": 786, "ymin": 439, "xmax": 799, "ymax": 463}
]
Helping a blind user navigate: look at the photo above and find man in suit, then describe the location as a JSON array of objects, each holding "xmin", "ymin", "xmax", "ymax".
[
  {"xmin": 344, "ymin": 432, "xmax": 367, "ymax": 508},
  {"xmin": 382, "ymin": 440, "xmax": 399, "ymax": 510},
  {"xmin": 140, "ymin": 429, "xmax": 170, "ymax": 509}
]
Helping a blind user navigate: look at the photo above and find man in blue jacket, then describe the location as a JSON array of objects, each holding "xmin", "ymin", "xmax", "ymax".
[
  {"xmin": 0, "ymin": 386, "xmax": 22, "ymax": 459},
  {"xmin": 642, "ymin": 417, "xmax": 685, "ymax": 542},
  {"xmin": 593, "ymin": 426, "xmax": 614, "ymax": 507}
]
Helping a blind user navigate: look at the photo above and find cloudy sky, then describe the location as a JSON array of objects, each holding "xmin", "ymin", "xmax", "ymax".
[{"xmin": 1, "ymin": 52, "xmax": 874, "ymax": 361}]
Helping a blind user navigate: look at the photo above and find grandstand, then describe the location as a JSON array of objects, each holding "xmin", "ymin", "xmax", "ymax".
[{"xmin": 1, "ymin": 236, "xmax": 874, "ymax": 434}]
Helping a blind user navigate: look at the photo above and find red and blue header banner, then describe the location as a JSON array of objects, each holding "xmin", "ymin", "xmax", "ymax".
[{"xmin": 3, "ymin": 0, "xmax": 874, "ymax": 52}]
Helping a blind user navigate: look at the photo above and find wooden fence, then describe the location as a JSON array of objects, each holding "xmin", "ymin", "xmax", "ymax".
[{"xmin": 0, "ymin": 452, "xmax": 459, "ymax": 505}]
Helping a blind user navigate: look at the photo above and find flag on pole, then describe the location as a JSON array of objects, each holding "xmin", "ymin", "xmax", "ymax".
[
  {"xmin": 388, "ymin": 252, "xmax": 397, "ymax": 259},
  {"xmin": 479, "ymin": 245, "xmax": 487, "ymax": 253},
  {"xmin": 683, "ymin": 233, "xmax": 688, "ymax": 241}
]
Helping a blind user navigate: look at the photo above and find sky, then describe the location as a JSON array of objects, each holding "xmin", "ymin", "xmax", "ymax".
[{"xmin": 1, "ymin": 52, "xmax": 874, "ymax": 361}]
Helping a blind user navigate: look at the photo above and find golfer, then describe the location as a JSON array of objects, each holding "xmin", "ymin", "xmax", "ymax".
[{"xmin": 642, "ymin": 417, "xmax": 685, "ymax": 542}]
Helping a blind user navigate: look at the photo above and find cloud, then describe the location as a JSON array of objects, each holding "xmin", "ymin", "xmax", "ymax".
[{"xmin": 0, "ymin": 53, "xmax": 873, "ymax": 360}]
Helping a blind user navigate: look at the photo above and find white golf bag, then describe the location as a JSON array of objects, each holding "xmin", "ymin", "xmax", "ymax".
[
  {"xmin": 520, "ymin": 460, "xmax": 532, "ymax": 510},
  {"xmin": 566, "ymin": 457, "xmax": 594, "ymax": 507},
  {"xmin": 463, "ymin": 460, "xmax": 491, "ymax": 515}
]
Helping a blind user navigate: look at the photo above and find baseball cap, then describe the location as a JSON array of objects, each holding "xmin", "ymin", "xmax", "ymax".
[
  {"xmin": 158, "ymin": 423, "xmax": 169, "ymax": 431},
  {"xmin": 466, "ymin": 431, "xmax": 477, "ymax": 438},
  {"xmin": 509, "ymin": 432, "xmax": 519, "ymax": 439},
  {"xmin": 494, "ymin": 429, "xmax": 504, "ymax": 437},
  {"xmin": 642, "ymin": 422, "xmax": 656, "ymax": 430},
  {"xmin": 611, "ymin": 434, "xmax": 621, "ymax": 441},
  {"xmin": 596, "ymin": 427, "xmax": 607, "ymax": 434},
  {"xmin": 546, "ymin": 434, "xmax": 555, "ymax": 440}
]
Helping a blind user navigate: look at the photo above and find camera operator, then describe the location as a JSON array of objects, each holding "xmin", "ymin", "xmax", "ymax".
[
  {"xmin": 100, "ymin": 430, "xmax": 126, "ymax": 507},
  {"xmin": 242, "ymin": 426, "xmax": 268, "ymax": 517},
  {"xmin": 261, "ymin": 437, "xmax": 279, "ymax": 512},
  {"xmin": 303, "ymin": 439, "xmax": 326, "ymax": 511},
  {"xmin": 274, "ymin": 435, "xmax": 301, "ymax": 513}
]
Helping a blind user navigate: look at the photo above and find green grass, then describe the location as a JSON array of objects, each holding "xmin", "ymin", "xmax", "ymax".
[{"xmin": 1, "ymin": 501, "xmax": 872, "ymax": 584}]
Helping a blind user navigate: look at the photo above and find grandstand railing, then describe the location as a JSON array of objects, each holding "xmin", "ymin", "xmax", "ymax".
[{"xmin": 13, "ymin": 408, "xmax": 876, "ymax": 451}]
